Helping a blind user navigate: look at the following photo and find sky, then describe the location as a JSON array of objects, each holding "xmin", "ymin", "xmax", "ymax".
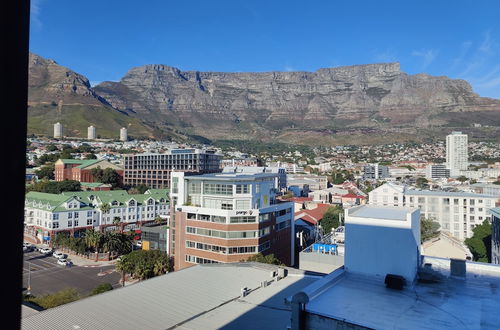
[{"xmin": 30, "ymin": 0, "xmax": 500, "ymax": 98}]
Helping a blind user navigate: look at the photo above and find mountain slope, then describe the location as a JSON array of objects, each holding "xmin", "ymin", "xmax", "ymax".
[
  {"xmin": 93, "ymin": 62, "xmax": 500, "ymax": 143},
  {"xmin": 27, "ymin": 53, "xmax": 156, "ymax": 139}
]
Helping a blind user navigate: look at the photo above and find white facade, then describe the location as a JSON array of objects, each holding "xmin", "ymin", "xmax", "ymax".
[
  {"xmin": 87, "ymin": 126, "xmax": 96, "ymax": 140},
  {"xmin": 120, "ymin": 127, "xmax": 128, "ymax": 141},
  {"xmin": 369, "ymin": 183, "xmax": 497, "ymax": 240},
  {"xmin": 54, "ymin": 122, "xmax": 63, "ymax": 138},
  {"xmin": 363, "ymin": 164, "xmax": 389, "ymax": 180},
  {"xmin": 425, "ymin": 164, "xmax": 450, "ymax": 179},
  {"xmin": 345, "ymin": 205, "xmax": 421, "ymax": 284},
  {"xmin": 446, "ymin": 132, "xmax": 468, "ymax": 176}
]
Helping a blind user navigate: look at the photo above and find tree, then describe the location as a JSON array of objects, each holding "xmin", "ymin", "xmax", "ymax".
[
  {"xmin": 464, "ymin": 220, "xmax": 492, "ymax": 262},
  {"xmin": 90, "ymin": 283, "xmax": 113, "ymax": 296},
  {"xmin": 420, "ymin": 217, "xmax": 441, "ymax": 243},
  {"xmin": 99, "ymin": 203, "xmax": 111, "ymax": 214},
  {"xmin": 457, "ymin": 176, "xmax": 468, "ymax": 183},
  {"xmin": 91, "ymin": 166, "xmax": 104, "ymax": 182},
  {"xmin": 84, "ymin": 229, "xmax": 103, "ymax": 261},
  {"xmin": 416, "ymin": 177, "xmax": 428, "ymax": 188},
  {"xmin": 85, "ymin": 153, "xmax": 97, "ymax": 160},
  {"xmin": 46, "ymin": 144, "xmax": 58, "ymax": 152},
  {"xmin": 101, "ymin": 168, "xmax": 121, "ymax": 188},
  {"xmin": 320, "ymin": 206, "xmax": 343, "ymax": 234},
  {"xmin": 116, "ymin": 250, "xmax": 171, "ymax": 281},
  {"xmin": 135, "ymin": 184, "xmax": 149, "ymax": 194},
  {"xmin": 246, "ymin": 253, "xmax": 283, "ymax": 265},
  {"xmin": 35, "ymin": 164, "xmax": 55, "ymax": 180}
]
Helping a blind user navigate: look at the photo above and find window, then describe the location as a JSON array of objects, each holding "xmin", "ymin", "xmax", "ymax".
[
  {"xmin": 235, "ymin": 200, "xmax": 250, "ymax": 210},
  {"xmin": 230, "ymin": 216, "xmax": 256, "ymax": 223},
  {"xmin": 53, "ymin": 222, "xmax": 59, "ymax": 229},
  {"xmin": 129, "ymin": 200, "xmax": 136, "ymax": 206},
  {"xmin": 68, "ymin": 220, "xmax": 73, "ymax": 227},
  {"xmin": 204, "ymin": 183, "xmax": 233, "ymax": 195},
  {"xmin": 277, "ymin": 220, "xmax": 291, "ymax": 231},
  {"xmin": 221, "ymin": 202, "xmax": 233, "ymax": 210},
  {"xmin": 74, "ymin": 212, "xmax": 79, "ymax": 218},
  {"xmin": 259, "ymin": 213, "xmax": 270, "ymax": 222},
  {"xmin": 87, "ymin": 219, "xmax": 93, "ymax": 225},
  {"xmin": 236, "ymin": 184, "xmax": 249, "ymax": 194},
  {"xmin": 87, "ymin": 211, "xmax": 93, "ymax": 217},
  {"xmin": 74, "ymin": 219, "xmax": 79, "ymax": 226},
  {"xmin": 68, "ymin": 212, "xmax": 73, "ymax": 219},
  {"xmin": 53, "ymin": 214, "xmax": 59, "ymax": 220}
]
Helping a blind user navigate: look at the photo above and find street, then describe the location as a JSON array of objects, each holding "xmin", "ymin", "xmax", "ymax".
[{"xmin": 23, "ymin": 250, "xmax": 122, "ymax": 297}]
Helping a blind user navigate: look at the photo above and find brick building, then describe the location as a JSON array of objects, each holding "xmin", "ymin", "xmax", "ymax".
[{"xmin": 54, "ymin": 159, "xmax": 124, "ymax": 183}]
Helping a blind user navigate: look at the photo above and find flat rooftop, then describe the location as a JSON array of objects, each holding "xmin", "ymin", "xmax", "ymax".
[
  {"xmin": 186, "ymin": 172, "xmax": 278, "ymax": 182},
  {"xmin": 303, "ymin": 258, "xmax": 500, "ymax": 329},
  {"xmin": 22, "ymin": 263, "xmax": 320, "ymax": 330},
  {"xmin": 348, "ymin": 205, "xmax": 416, "ymax": 221},
  {"xmin": 406, "ymin": 189, "xmax": 496, "ymax": 198}
]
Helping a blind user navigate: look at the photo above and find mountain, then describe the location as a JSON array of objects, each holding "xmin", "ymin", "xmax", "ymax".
[
  {"xmin": 27, "ymin": 53, "xmax": 156, "ymax": 139},
  {"xmin": 93, "ymin": 62, "xmax": 500, "ymax": 144}
]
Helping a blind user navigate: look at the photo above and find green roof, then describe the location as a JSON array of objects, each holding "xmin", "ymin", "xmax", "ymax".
[
  {"xmin": 76, "ymin": 160, "xmax": 102, "ymax": 169},
  {"xmin": 80, "ymin": 182, "xmax": 110, "ymax": 187},
  {"xmin": 61, "ymin": 189, "xmax": 169, "ymax": 208},
  {"xmin": 59, "ymin": 159, "xmax": 103, "ymax": 169}
]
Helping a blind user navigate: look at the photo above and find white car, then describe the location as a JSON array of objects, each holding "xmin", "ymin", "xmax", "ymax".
[
  {"xmin": 135, "ymin": 241, "xmax": 142, "ymax": 248},
  {"xmin": 53, "ymin": 252, "xmax": 65, "ymax": 259},
  {"xmin": 39, "ymin": 247, "xmax": 52, "ymax": 254},
  {"xmin": 57, "ymin": 258, "xmax": 68, "ymax": 266}
]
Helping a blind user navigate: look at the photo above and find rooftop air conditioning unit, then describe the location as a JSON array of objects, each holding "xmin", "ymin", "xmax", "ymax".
[{"xmin": 384, "ymin": 274, "xmax": 405, "ymax": 290}]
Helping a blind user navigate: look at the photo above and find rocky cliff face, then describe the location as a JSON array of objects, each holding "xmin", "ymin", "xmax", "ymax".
[{"xmin": 93, "ymin": 62, "xmax": 500, "ymax": 139}]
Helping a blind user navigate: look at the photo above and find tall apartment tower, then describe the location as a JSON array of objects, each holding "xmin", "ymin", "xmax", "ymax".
[
  {"xmin": 446, "ymin": 131, "xmax": 468, "ymax": 177},
  {"xmin": 87, "ymin": 126, "xmax": 96, "ymax": 140},
  {"xmin": 54, "ymin": 122, "xmax": 63, "ymax": 138},
  {"xmin": 120, "ymin": 127, "xmax": 128, "ymax": 142}
]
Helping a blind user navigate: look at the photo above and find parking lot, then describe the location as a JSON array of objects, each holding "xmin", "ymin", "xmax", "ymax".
[{"xmin": 23, "ymin": 249, "xmax": 122, "ymax": 297}]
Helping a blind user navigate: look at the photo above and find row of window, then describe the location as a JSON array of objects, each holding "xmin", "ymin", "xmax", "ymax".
[
  {"xmin": 50, "ymin": 219, "xmax": 94, "ymax": 229},
  {"xmin": 185, "ymin": 240, "xmax": 257, "ymax": 254},
  {"xmin": 186, "ymin": 226, "xmax": 271, "ymax": 239},
  {"xmin": 186, "ymin": 213, "xmax": 274, "ymax": 224},
  {"xmin": 185, "ymin": 255, "xmax": 220, "ymax": 264}
]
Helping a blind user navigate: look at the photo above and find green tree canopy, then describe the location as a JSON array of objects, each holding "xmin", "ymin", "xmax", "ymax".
[
  {"xmin": 420, "ymin": 217, "xmax": 441, "ymax": 243},
  {"xmin": 116, "ymin": 250, "xmax": 171, "ymax": 280},
  {"xmin": 464, "ymin": 220, "xmax": 492, "ymax": 262},
  {"xmin": 246, "ymin": 253, "xmax": 283, "ymax": 265},
  {"xmin": 35, "ymin": 164, "xmax": 55, "ymax": 180},
  {"xmin": 320, "ymin": 206, "xmax": 343, "ymax": 234}
]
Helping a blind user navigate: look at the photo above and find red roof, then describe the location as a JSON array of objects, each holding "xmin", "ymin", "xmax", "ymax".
[
  {"xmin": 294, "ymin": 204, "xmax": 332, "ymax": 225},
  {"xmin": 341, "ymin": 193, "xmax": 365, "ymax": 199},
  {"xmin": 288, "ymin": 197, "xmax": 313, "ymax": 202}
]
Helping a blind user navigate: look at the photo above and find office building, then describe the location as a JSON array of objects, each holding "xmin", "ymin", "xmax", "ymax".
[
  {"xmin": 369, "ymin": 182, "xmax": 498, "ymax": 240},
  {"xmin": 170, "ymin": 171, "xmax": 294, "ymax": 270},
  {"xmin": 363, "ymin": 163, "xmax": 389, "ymax": 180},
  {"xmin": 123, "ymin": 149, "xmax": 222, "ymax": 189},
  {"xmin": 425, "ymin": 164, "xmax": 451, "ymax": 179},
  {"xmin": 141, "ymin": 222, "xmax": 169, "ymax": 253},
  {"xmin": 446, "ymin": 131, "xmax": 468, "ymax": 176}
]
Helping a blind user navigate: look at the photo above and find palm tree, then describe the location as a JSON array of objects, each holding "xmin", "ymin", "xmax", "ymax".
[
  {"xmin": 103, "ymin": 232, "xmax": 123, "ymax": 259},
  {"xmin": 84, "ymin": 229, "xmax": 103, "ymax": 261},
  {"xmin": 154, "ymin": 216, "xmax": 163, "ymax": 225},
  {"xmin": 153, "ymin": 256, "xmax": 170, "ymax": 276},
  {"xmin": 112, "ymin": 216, "xmax": 123, "ymax": 233},
  {"xmin": 116, "ymin": 255, "xmax": 134, "ymax": 286}
]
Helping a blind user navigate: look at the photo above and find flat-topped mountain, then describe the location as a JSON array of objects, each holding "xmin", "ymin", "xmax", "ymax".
[{"xmin": 27, "ymin": 53, "xmax": 500, "ymax": 144}]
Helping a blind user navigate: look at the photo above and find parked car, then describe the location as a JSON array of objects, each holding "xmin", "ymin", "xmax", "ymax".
[
  {"xmin": 135, "ymin": 240, "xmax": 142, "ymax": 248},
  {"xmin": 39, "ymin": 247, "xmax": 52, "ymax": 254},
  {"xmin": 53, "ymin": 251, "xmax": 65, "ymax": 259},
  {"xmin": 57, "ymin": 258, "xmax": 68, "ymax": 266}
]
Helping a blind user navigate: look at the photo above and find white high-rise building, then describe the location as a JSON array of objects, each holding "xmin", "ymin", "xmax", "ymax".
[
  {"xmin": 87, "ymin": 125, "xmax": 96, "ymax": 139},
  {"xmin": 120, "ymin": 127, "xmax": 128, "ymax": 141},
  {"xmin": 446, "ymin": 131, "xmax": 468, "ymax": 176},
  {"xmin": 54, "ymin": 122, "xmax": 63, "ymax": 138}
]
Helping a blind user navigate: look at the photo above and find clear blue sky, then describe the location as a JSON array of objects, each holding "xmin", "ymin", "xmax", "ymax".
[{"xmin": 30, "ymin": 0, "xmax": 500, "ymax": 98}]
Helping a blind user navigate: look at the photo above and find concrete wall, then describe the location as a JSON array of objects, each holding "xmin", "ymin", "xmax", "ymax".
[{"xmin": 299, "ymin": 252, "xmax": 344, "ymax": 274}]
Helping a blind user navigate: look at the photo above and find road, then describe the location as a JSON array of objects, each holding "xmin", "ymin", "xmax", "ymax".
[{"xmin": 23, "ymin": 250, "xmax": 122, "ymax": 297}]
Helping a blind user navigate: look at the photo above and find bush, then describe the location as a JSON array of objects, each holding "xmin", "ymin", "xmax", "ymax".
[
  {"xmin": 90, "ymin": 283, "xmax": 113, "ymax": 296},
  {"xmin": 246, "ymin": 253, "xmax": 283, "ymax": 265},
  {"xmin": 26, "ymin": 288, "xmax": 80, "ymax": 309}
]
